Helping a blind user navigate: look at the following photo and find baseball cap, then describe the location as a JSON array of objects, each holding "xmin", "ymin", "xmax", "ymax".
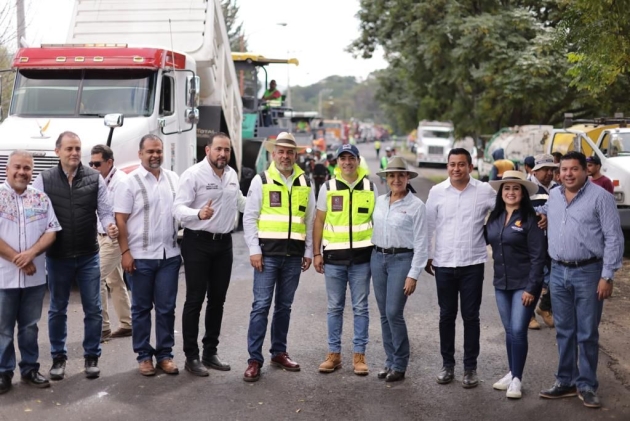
[
  {"xmin": 335, "ymin": 143, "xmax": 360, "ymax": 159},
  {"xmin": 524, "ymin": 156, "xmax": 535, "ymax": 169},
  {"xmin": 586, "ymin": 155, "xmax": 602, "ymax": 165},
  {"xmin": 532, "ymin": 154, "xmax": 559, "ymax": 171}
]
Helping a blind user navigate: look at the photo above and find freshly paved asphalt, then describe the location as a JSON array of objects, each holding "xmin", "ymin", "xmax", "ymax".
[{"xmin": 1, "ymin": 142, "xmax": 629, "ymax": 421}]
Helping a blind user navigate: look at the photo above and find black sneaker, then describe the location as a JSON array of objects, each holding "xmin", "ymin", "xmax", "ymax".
[
  {"xmin": 85, "ymin": 356, "xmax": 100, "ymax": 379},
  {"xmin": 539, "ymin": 382, "xmax": 578, "ymax": 399},
  {"xmin": 49, "ymin": 357, "xmax": 66, "ymax": 381},
  {"xmin": 578, "ymin": 390, "xmax": 601, "ymax": 408},
  {"xmin": 21, "ymin": 370, "xmax": 50, "ymax": 389},
  {"xmin": 0, "ymin": 373, "xmax": 11, "ymax": 395}
]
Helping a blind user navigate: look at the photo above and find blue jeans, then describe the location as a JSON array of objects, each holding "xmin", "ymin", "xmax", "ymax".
[
  {"xmin": 127, "ymin": 256, "xmax": 181, "ymax": 363},
  {"xmin": 550, "ymin": 260, "xmax": 604, "ymax": 392},
  {"xmin": 495, "ymin": 288, "xmax": 536, "ymax": 380},
  {"xmin": 371, "ymin": 250, "xmax": 412, "ymax": 372},
  {"xmin": 434, "ymin": 264, "xmax": 484, "ymax": 370},
  {"xmin": 0, "ymin": 285, "xmax": 47, "ymax": 377},
  {"xmin": 47, "ymin": 253, "xmax": 102, "ymax": 359},
  {"xmin": 247, "ymin": 256, "xmax": 302, "ymax": 365},
  {"xmin": 324, "ymin": 262, "xmax": 371, "ymax": 354}
]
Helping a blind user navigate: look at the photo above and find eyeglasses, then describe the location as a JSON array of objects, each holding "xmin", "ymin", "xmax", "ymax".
[{"xmin": 89, "ymin": 161, "xmax": 103, "ymax": 168}]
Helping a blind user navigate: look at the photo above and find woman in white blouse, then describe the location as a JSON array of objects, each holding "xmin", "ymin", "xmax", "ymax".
[{"xmin": 371, "ymin": 157, "xmax": 429, "ymax": 382}]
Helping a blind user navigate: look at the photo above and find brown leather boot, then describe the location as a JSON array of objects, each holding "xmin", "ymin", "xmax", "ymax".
[
  {"xmin": 528, "ymin": 316, "xmax": 541, "ymax": 330},
  {"xmin": 138, "ymin": 359, "xmax": 156, "ymax": 376},
  {"xmin": 536, "ymin": 307, "xmax": 554, "ymax": 327},
  {"xmin": 156, "ymin": 358, "xmax": 179, "ymax": 375},
  {"xmin": 353, "ymin": 353, "xmax": 369, "ymax": 376},
  {"xmin": 318, "ymin": 352, "xmax": 342, "ymax": 373}
]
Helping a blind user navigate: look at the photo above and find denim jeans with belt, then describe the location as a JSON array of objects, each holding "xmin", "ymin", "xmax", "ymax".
[
  {"xmin": 495, "ymin": 287, "xmax": 537, "ymax": 380},
  {"xmin": 371, "ymin": 250, "xmax": 412, "ymax": 372},
  {"xmin": 550, "ymin": 260, "xmax": 604, "ymax": 393},
  {"xmin": 434, "ymin": 264, "xmax": 485, "ymax": 370},
  {"xmin": 0, "ymin": 284, "xmax": 47, "ymax": 377},
  {"xmin": 324, "ymin": 262, "xmax": 371, "ymax": 354},
  {"xmin": 47, "ymin": 252, "xmax": 102, "ymax": 359},
  {"xmin": 127, "ymin": 256, "xmax": 181, "ymax": 363},
  {"xmin": 247, "ymin": 256, "xmax": 302, "ymax": 365}
]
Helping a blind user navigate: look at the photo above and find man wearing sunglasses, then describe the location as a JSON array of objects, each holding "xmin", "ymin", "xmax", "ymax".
[{"xmin": 90, "ymin": 145, "xmax": 132, "ymax": 342}]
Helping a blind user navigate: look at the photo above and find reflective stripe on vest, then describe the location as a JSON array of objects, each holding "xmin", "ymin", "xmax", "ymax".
[
  {"xmin": 257, "ymin": 163, "xmax": 311, "ymax": 245},
  {"xmin": 322, "ymin": 175, "xmax": 374, "ymax": 250}
]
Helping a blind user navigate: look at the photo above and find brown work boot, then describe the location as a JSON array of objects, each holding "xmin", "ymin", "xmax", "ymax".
[
  {"xmin": 353, "ymin": 353, "xmax": 369, "ymax": 376},
  {"xmin": 110, "ymin": 327, "xmax": 132, "ymax": 338},
  {"xmin": 156, "ymin": 358, "xmax": 179, "ymax": 375},
  {"xmin": 318, "ymin": 352, "xmax": 342, "ymax": 373},
  {"xmin": 138, "ymin": 359, "xmax": 156, "ymax": 376},
  {"xmin": 536, "ymin": 307, "xmax": 554, "ymax": 328},
  {"xmin": 528, "ymin": 316, "xmax": 541, "ymax": 330}
]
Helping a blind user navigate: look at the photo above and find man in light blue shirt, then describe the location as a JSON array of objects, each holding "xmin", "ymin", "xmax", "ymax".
[{"xmin": 538, "ymin": 152, "xmax": 624, "ymax": 409}]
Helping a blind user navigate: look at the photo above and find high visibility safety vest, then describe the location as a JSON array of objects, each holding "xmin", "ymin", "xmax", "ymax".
[
  {"xmin": 257, "ymin": 162, "xmax": 312, "ymax": 257},
  {"xmin": 380, "ymin": 156, "xmax": 388, "ymax": 170},
  {"xmin": 322, "ymin": 167, "xmax": 376, "ymax": 265},
  {"xmin": 493, "ymin": 159, "xmax": 515, "ymax": 178}
]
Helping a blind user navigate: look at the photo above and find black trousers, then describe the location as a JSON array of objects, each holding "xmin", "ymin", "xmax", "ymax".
[
  {"xmin": 434, "ymin": 264, "xmax": 485, "ymax": 371},
  {"xmin": 181, "ymin": 229, "xmax": 233, "ymax": 358}
]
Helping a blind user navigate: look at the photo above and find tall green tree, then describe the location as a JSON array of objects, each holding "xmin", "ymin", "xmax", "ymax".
[
  {"xmin": 221, "ymin": 0, "xmax": 247, "ymax": 52},
  {"xmin": 349, "ymin": 0, "xmax": 601, "ymax": 138}
]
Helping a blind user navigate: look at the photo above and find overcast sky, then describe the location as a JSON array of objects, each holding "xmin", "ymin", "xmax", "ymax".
[{"xmin": 12, "ymin": 0, "xmax": 387, "ymax": 87}]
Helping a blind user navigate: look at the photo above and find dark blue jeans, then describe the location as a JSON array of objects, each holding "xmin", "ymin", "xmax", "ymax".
[
  {"xmin": 47, "ymin": 253, "xmax": 102, "ymax": 359},
  {"xmin": 435, "ymin": 264, "xmax": 485, "ymax": 370},
  {"xmin": 550, "ymin": 260, "xmax": 604, "ymax": 393},
  {"xmin": 247, "ymin": 256, "xmax": 302, "ymax": 365},
  {"xmin": 495, "ymin": 288, "xmax": 537, "ymax": 380},
  {"xmin": 0, "ymin": 284, "xmax": 47, "ymax": 377},
  {"xmin": 127, "ymin": 256, "xmax": 181, "ymax": 363}
]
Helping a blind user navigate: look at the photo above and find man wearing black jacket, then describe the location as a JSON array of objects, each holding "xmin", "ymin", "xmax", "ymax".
[{"xmin": 33, "ymin": 131, "xmax": 118, "ymax": 380}]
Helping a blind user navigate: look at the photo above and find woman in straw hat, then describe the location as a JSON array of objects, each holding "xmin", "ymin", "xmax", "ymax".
[
  {"xmin": 486, "ymin": 170, "xmax": 547, "ymax": 399},
  {"xmin": 370, "ymin": 157, "xmax": 428, "ymax": 382}
]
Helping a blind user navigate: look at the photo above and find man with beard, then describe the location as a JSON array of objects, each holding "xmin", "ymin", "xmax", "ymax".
[
  {"xmin": 115, "ymin": 135, "xmax": 181, "ymax": 376},
  {"xmin": 0, "ymin": 151, "xmax": 61, "ymax": 395},
  {"xmin": 174, "ymin": 132, "xmax": 246, "ymax": 376},
  {"xmin": 242, "ymin": 132, "xmax": 316, "ymax": 382}
]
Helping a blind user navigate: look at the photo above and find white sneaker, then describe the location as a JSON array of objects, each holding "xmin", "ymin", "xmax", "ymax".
[
  {"xmin": 506, "ymin": 377, "xmax": 522, "ymax": 399},
  {"xmin": 492, "ymin": 372, "xmax": 512, "ymax": 390}
]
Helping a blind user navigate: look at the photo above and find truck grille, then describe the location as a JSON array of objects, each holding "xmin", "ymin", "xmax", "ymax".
[
  {"xmin": 428, "ymin": 146, "xmax": 444, "ymax": 155},
  {"xmin": 0, "ymin": 155, "xmax": 60, "ymax": 184}
]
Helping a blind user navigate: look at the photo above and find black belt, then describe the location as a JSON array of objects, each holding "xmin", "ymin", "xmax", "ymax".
[
  {"xmin": 553, "ymin": 257, "xmax": 601, "ymax": 268},
  {"xmin": 98, "ymin": 233, "xmax": 108, "ymax": 237},
  {"xmin": 184, "ymin": 228, "xmax": 231, "ymax": 240},
  {"xmin": 374, "ymin": 246, "xmax": 413, "ymax": 255}
]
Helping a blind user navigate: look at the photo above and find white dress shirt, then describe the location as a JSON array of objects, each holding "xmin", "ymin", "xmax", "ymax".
[
  {"xmin": 98, "ymin": 167, "xmax": 127, "ymax": 235},
  {"xmin": 426, "ymin": 177, "xmax": 496, "ymax": 267},
  {"xmin": 0, "ymin": 182, "xmax": 62, "ymax": 289},
  {"xmin": 32, "ymin": 165, "xmax": 115, "ymax": 230},
  {"xmin": 243, "ymin": 169, "xmax": 316, "ymax": 258},
  {"xmin": 173, "ymin": 160, "xmax": 245, "ymax": 232},
  {"xmin": 114, "ymin": 167, "xmax": 180, "ymax": 260}
]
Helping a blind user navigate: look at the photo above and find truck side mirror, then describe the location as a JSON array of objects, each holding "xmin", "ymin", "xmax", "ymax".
[
  {"xmin": 104, "ymin": 113, "xmax": 124, "ymax": 128},
  {"xmin": 185, "ymin": 107, "xmax": 199, "ymax": 125},
  {"xmin": 186, "ymin": 75, "xmax": 200, "ymax": 108}
]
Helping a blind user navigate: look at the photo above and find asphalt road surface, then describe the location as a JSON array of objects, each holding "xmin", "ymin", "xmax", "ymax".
[{"xmin": 2, "ymin": 142, "xmax": 629, "ymax": 421}]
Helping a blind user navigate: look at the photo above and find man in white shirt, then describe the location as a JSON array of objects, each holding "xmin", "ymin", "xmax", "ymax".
[
  {"xmin": 115, "ymin": 134, "xmax": 181, "ymax": 377},
  {"xmin": 242, "ymin": 132, "xmax": 316, "ymax": 382},
  {"xmin": 425, "ymin": 148, "xmax": 496, "ymax": 388},
  {"xmin": 90, "ymin": 144, "xmax": 132, "ymax": 341},
  {"xmin": 0, "ymin": 151, "xmax": 61, "ymax": 395},
  {"xmin": 174, "ymin": 132, "xmax": 246, "ymax": 377}
]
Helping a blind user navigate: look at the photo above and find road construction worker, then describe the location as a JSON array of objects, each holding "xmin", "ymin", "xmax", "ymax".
[
  {"xmin": 489, "ymin": 148, "xmax": 515, "ymax": 181},
  {"xmin": 374, "ymin": 140, "xmax": 382, "ymax": 158}
]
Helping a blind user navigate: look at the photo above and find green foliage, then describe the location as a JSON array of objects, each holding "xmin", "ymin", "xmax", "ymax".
[
  {"xmin": 0, "ymin": 47, "xmax": 14, "ymax": 121},
  {"xmin": 221, "ymin": 0, "xmax": 247, "ymax": 52},
  {"xmin": 350, "ymin": 0, "xmax": 627, "ymax": 138}
]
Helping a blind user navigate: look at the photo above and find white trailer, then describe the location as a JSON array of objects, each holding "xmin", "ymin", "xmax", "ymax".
[{"xmin": 0, "ymin": 0, "xmax": 242, "ymax": 181}]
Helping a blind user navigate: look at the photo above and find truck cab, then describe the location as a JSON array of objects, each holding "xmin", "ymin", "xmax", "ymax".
[{"xmin": 415, "ymin": 120, "xmax": 454, "ymax": 166}]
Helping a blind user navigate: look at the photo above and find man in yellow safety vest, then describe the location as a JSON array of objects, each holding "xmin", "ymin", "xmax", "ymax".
[
  {"xmin": 242, "ymin": 132, "xmax": 316, "ymax": 382},
  {"xmin": 313, "ymin": 144, "xmax": 378, "ymax": 376}
]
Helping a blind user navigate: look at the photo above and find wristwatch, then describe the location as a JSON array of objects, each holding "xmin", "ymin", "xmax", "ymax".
[{"xmin": 603, "ymin": 277, "xmax": 614, "ymax": 284}]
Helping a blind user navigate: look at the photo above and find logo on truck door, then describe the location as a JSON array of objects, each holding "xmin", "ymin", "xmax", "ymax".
[{"xmin": 32, "ymin": 120, "xmax": 51, "ymax": 139}]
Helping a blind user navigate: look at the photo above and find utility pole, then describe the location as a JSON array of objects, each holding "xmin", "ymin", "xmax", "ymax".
[{"xmin": 16, "ymin": 0, "xmax": 26, "ymax": 49}]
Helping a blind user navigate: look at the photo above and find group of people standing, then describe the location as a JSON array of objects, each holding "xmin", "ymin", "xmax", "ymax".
[{"xmin": 0, "ymin": 132, "xmax": 624, "ymax": 412}]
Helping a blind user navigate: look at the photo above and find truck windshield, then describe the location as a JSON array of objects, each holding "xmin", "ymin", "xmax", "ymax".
[
  {"xmin": 10, "ymin": 69, "xmax": 157, "ymax": 117},
  {"xmin": 421, "ymin": 129, "xmax": 452, "ymax": 139}
]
